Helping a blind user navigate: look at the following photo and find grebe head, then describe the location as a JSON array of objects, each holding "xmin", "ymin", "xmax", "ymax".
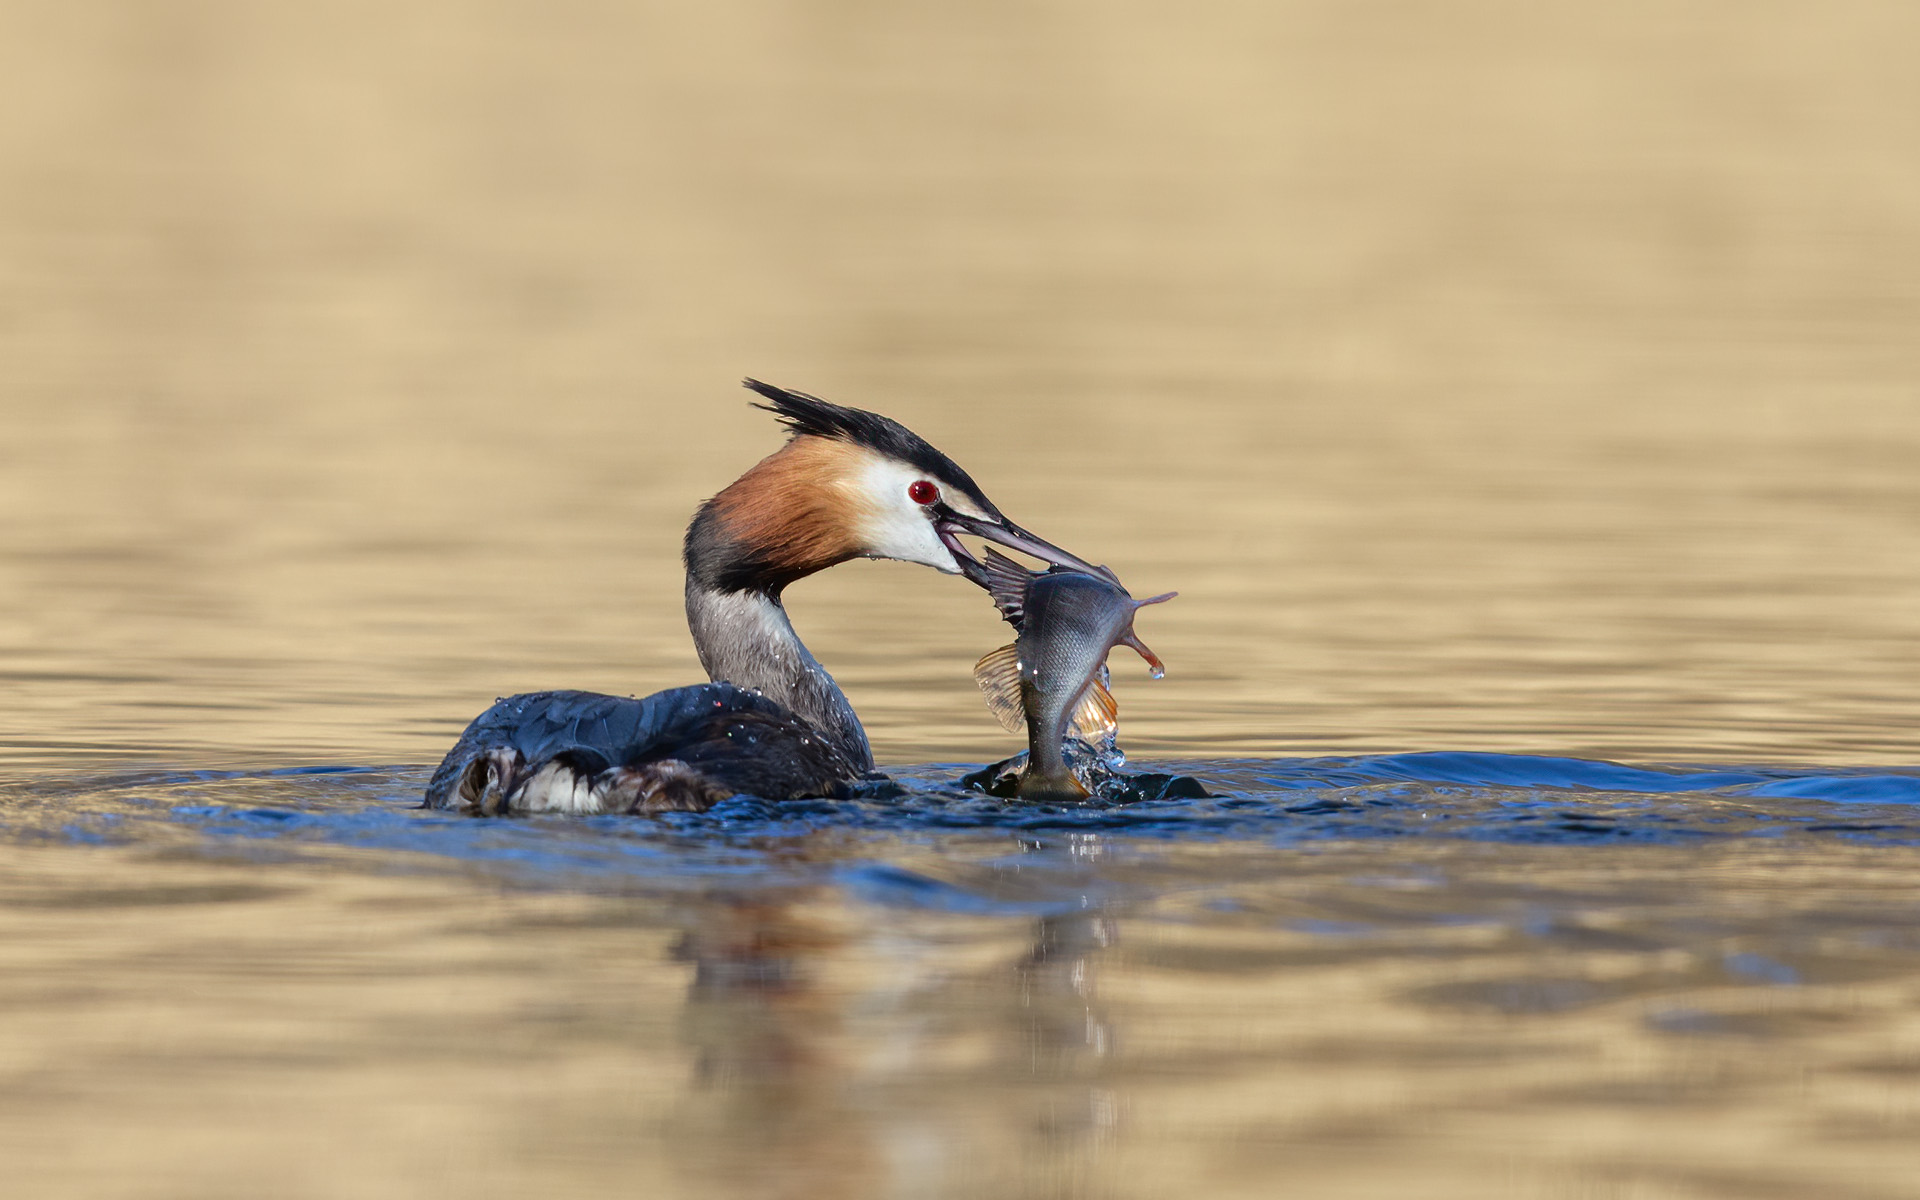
[{"xmin": 686, "ymin": 380, "xmax": 1109, "ymax": 595}]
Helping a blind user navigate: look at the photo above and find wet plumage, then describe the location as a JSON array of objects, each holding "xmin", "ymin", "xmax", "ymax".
[{"xmin": 423, "ymin": 685, "xmax": 863, "ymax": 814}]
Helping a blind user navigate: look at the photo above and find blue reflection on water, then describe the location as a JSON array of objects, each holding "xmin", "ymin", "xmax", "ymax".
[
  {"xmin": 1722, "ymin": 953, "xmax": 1802, "ymax": 986},
  {"xmin": 6, "ymin": 752, "xmax": 1919, "ymax": 901}
]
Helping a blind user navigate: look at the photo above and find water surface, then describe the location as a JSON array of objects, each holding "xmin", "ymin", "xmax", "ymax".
[{"xmin": 6, "ymin": 757, "xmax": 1920, "ymax": 1198}]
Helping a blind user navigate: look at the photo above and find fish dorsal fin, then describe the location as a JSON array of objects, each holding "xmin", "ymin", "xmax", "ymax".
[
  {"xmin": 972, "ymin": 643, "xmax": 1026, "ymax": 732},
  {"xmin": 980, "ymin": 547, "xmax": 1034, "ymax": 629},
  {"xmin": 1068, "ymin": 678, "xmax": 1118, "ymax": 741}
]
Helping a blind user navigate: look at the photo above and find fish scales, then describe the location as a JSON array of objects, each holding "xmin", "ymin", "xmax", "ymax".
[{"xmin": 973, "ymin": 549, "xmax": 1172, "ymax": 801}]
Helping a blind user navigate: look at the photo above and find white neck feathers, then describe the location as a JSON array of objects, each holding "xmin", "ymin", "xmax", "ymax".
[{"xmin": 683, "ymin": 582, "xmax": 874, "ymax": 772}]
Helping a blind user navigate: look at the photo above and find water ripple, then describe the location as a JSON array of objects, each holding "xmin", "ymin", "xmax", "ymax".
[{"xmin": 4, "ymin": 751, "xmax": 1919, "ymax": 898}]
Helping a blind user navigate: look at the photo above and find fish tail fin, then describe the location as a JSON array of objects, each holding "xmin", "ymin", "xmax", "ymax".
[
  {"xmin": 1124, "ymin": 592, "xmax": 1174, "ymax": 679},
  {"xmin": 1120, "ymin": 631, "xmax": 1166, "ymax": 679}
]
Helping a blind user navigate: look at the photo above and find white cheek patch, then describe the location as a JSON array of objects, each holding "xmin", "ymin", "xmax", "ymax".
[{"xmin": 842, "ymin": 453, "xmax": 964, "ymax": 572}]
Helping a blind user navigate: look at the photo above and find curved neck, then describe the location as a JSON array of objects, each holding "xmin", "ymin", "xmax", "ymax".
[{"xmin": 684, "ymin": 581, "xmax": 874, "ymax": 772}]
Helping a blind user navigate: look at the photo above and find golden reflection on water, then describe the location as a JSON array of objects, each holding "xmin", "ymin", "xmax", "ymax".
[
  {"xmin": 3, "ymin": 3, "xmax": 1920, "ymax": 1197},
  {"xmin": 1, "ymin": 1, "xmax": 1916, "ymax": 770},
  {"xmin": 4, "ymin": 836, "xmax": 1920, "ymax": 1198}
]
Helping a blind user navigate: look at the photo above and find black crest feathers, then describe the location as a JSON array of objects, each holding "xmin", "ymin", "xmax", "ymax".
[{"xmin": 741, "ymin": 378, "xmax": 997, "ymax": 514}]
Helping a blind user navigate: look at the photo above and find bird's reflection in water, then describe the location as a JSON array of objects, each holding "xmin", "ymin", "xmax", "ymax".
[
  {"xmin": 664, "ymin": 835, "xmax": 1125, "ymax": 1199},
  {"xmin": 668, "ymin": 890, "xmax": 879, "ymax": 1198},
  {"xmin": 1013, "ymin": 842, "xmax": 1122, "ymax": 1160}
]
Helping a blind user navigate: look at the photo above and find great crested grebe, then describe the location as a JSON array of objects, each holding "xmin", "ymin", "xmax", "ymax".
[{"xmin": 423, "ymin": 379, "xmax": 1109, "ymax": 816}]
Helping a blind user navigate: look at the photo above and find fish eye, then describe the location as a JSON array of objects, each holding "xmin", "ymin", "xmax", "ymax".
[{"xmin": 908, "ymin": 480, "xmax": 939, "ymax": 506}]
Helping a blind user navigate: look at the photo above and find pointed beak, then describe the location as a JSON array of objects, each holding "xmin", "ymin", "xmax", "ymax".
[{"xmin": 934, "ymin": 510, "xmax": 1120, "ymax": 588}]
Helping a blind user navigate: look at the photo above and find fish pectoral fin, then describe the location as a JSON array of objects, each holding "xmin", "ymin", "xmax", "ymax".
[
  {"xmin": 973, "ymin": 643, "xmax": 1027, "ymax": 733},
  {"xmin": 1068, "ymin": 678, "xmax": 1119, "ymax": 742}
]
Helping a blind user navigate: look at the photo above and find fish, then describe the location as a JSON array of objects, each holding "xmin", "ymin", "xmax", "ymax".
[{"xmin": 972, "ymin": 548, "xmax": 1175, "ymax": 801}]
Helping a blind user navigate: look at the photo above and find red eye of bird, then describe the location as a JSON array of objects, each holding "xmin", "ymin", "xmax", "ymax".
[{"xmin": 908, "ymin": 480, "xmax": 939, "ymax": 506}]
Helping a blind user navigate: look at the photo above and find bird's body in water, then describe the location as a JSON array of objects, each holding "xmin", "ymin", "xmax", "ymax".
[
  {"xmin": 972, "ymin": 549, "xmax": 1175, "ymax": 801},
  {"xmin": 424, "ymin": 380, "xmax": 1108, "ymax": 816}
]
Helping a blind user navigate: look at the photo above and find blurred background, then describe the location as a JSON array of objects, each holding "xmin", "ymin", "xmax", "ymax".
[
  {"xmin": 6, "ymin": 7, "xmax": 1920, "ymax": 1200},
  {"xmin": 1, "ymin": 1, "xmax": 1916, "ymax": 771}
]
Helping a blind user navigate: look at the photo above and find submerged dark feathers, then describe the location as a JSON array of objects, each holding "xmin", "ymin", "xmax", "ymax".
[
  {"xmin": 423, "ymin": 684, "xmax": 861, "ymax": 810},
  {"xmin": 741, "ymin": 378, "xmax": 1000, "ymax": 515}
]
